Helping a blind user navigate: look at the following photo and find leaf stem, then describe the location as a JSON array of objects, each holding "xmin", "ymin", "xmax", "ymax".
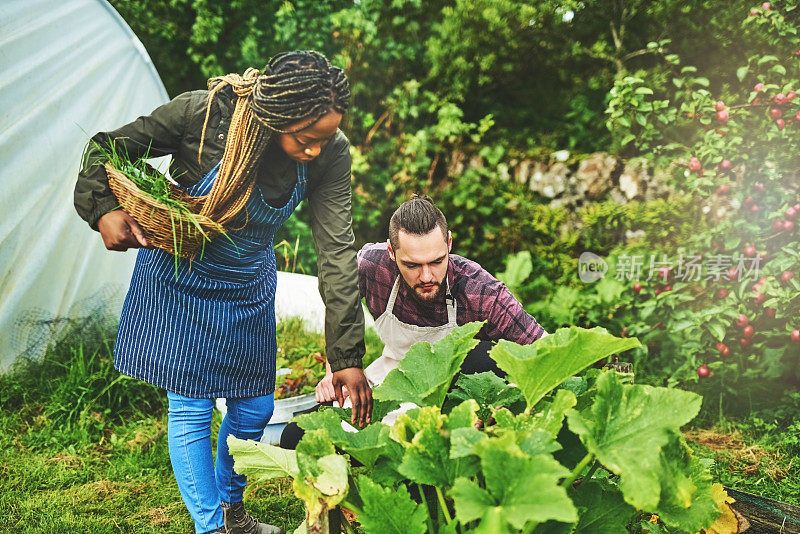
[
  {"xmin": 417, "ymin": 483, "xmax": 436, "ymax": 533},
  {"xmin": 578, "ymin": 460, "xmax": 600, "ymax": 487},
  {"xmin": 435, "ymin": 486, "xmax": 452, "ymax": 525},
  {"xmin": 561, "ymin": 452, "xmax": 594, "ymax": 488}
]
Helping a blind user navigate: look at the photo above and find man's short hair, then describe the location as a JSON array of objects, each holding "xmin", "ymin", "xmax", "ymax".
[{"xmin": 388, "ymin": 194, "xmax": 448, "ymax": 250}]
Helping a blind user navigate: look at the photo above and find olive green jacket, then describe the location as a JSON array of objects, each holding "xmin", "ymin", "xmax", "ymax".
[{"xmin": 74, "ymin": 88, "xmax": 365, "ymax": 372}]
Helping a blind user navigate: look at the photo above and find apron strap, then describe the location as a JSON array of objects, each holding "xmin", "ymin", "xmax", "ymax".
[
  {"xmin": 386, "ymin": 277, "xmax": 401, "ymax": 314},
  {"xmin": 444, "ymin": 278, "xmax": 457, "ymax": 324}
]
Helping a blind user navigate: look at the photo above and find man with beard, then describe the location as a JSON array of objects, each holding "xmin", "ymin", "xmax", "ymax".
[{"xmin": 311, "ymin": 194, "xmax": 548, "ymax": 415}]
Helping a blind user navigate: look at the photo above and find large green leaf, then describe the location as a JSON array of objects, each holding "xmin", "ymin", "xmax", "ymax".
[
  {"xmin": 653, "ymin": 435, "xmax": 720, "ymax": 532},
  {"xmin": 296, "ymin": 429, "xmax": 335, "ymax": 479},
  {"xmin": 374, "ymin": 322, "xmax": 483, "ymax": 408},
  {"xmin": 530, "ymin": 388, "xmax": 577, "ymax": 437},
  {"xmin": 391, "ymin": 406, "xmax": 479, "ymax": 486},
  {"xmin": 448, "ymin": 400, "xmax": 489, "ymax": 458},
  {"xmin": 227, "ymin": 436, "xmax": 299, "ymax": 481},
  {"xmin": 571, "ymin": 480, "xmax": 635, "ymax": 533},
  {"xmin": 566, "ymin": 372, "xmax": 702, "ymax": 511},
  {"xmin": 450, "ymin": 436, "xmax": 577, "ymax": 532},
  {"xmin": 356, "ymin": 476, "xmax": 428, "ymax": 534},
  {"xmin": 330, "ymin": 399, "xmax": 401, "ymax": 425},
  {"xmin": 490, "ymin": 326, "xmax": 641, "ymax": 408},
  {"xmin": 446, "ymin": 371, "xmax": 525, "ymax": 422},
  {"xmin": 292, "ymin": 453, "xmax": 349, "ymax": 529},
  {"xmin": 295, "ymin": 408, "xmax": 402, "ymax": 468},
  {"xmin": 228, "ymin": 435, "xmax": 348, "ymax": 533}
]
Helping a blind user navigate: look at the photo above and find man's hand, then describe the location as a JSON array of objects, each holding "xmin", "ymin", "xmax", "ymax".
[
  {"xmin": 331, "ymin": 367, "xmax": 372, "ymax": 427},
  {"xmin": 316, "ymin": 362, "xmax": 342, "ymax": 404},
  {"xmin": 97, "ymin": 210, "xmax": 150, "ymax": 251}
]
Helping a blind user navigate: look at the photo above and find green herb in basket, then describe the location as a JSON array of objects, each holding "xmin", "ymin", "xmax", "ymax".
[{"xmin": 90, "ymin": 138, "xmax": 232, "ymax": 274}]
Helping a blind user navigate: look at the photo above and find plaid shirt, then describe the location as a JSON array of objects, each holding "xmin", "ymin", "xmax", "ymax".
[{"xmin": 357, "ymin": 243, "xmax": 547, "ymax": 344}]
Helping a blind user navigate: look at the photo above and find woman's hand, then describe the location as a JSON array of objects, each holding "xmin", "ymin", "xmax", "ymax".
[
  {"xmin": 97, "ymin": 210, "xmax": 150, "ymax": 251},
  {"xmin": 332, "ymin": 367, "xmax": 372, "ymax": 427}
]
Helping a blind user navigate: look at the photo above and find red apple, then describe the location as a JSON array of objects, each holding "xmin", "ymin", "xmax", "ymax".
[
  {"xmin": 788, "ymin": 90, "xmax": 797, "ymax": 101},
  {"xmin": 655, "ymin": 288, "xmax": 662, "ymax": 296},
  {"xmin": 753, "ymin": 291, "xmax": 766, "ymax": 304},
  {"xmin": 716, "ymin": 185, "xmax": 730, "ymax": 195},
  {"xmin": 755, "ymin": 83, "xmax": 765, "ymax": 92},
  {"xmin": 794, "ymin": 203, "xmax": 800, "ymax": 211},
  {"xmin": 777, "ymin": 118, "xmax": 786, "ymax": 130},
  {"xmin": 786, "ymin": 207, "xmax": 798, "ymax": 220},
  {"xmin": 717, "ymin": 288, "xmax": 728, "ymax": 298},
  {"xmin": 773, "ymin": 219, "xmax": 784, "ymax": 230},
  {"xmin": 751, "ymin": 204, "xmax": 759, "ymax": 212},
  {"xmin": 791, "ymin": 329, "xmax": 800, "ymax": 343},
  {"xmin": 633, "ymin": 282, "xmax": 643, "ymax": 294},
  {"xmin": 744, "ymin": 245, "xmax": 756, "ymax": 257},
  {"xmin": 658, "ymin": 266, "xmax": 671, "ymax": 280},
  {"xmin": 750, "ymin": 8, "xmax": 760, "ymax": 15},
  {"xmin": 722, "ymin": 346, "xmax": 730, "ymax": 357},
  {"xmin": 698, "ymin": 365, "xmax": 711, "ymax": 378},
  {"xmin": 716, "ymin": 342, "xmax": 726, "ymax": 352},
  {"xmin": 664, "ymin": 285, "xmax": 673, "ymax": 292},
  {"xmin": 744, "ymin": 196, "xmax": 755, "ymax": 206},
  {"xmin": 736, "ymin": 314, "xmax": 749, "ymax": 327},
  {"xmin": 716, "ymin": 101, "xmax": 726, "ymax": 111},
  {"xmin": 740, "ymin": 337, "xmax": 750, "ymax": 346},
  {"xmin": 743, "ymin": 325, "xmax": 754, "ymax": 338},
  {"xmin": 775, "ymin": 93, "xmax": 787, "ymax": 105},
  {"xmin": 785, "ymin": 220, "xmax": 795, "ymax": 230},
  {"xmin": 727, "ymin": 267, "xmax": 740, "ymax": 280},
  {"xmin": 689, "ymin": 157, "xmax": 702, "ymax": 172},
  {"xmin": 762, "ymin": 1, "xmax": 772, "ymax": 9},
  {"xmin": 754, "ymin": 183, "xmax": 764, "ymax": 193},
  {"xmin": 782, "ymin": 271, "xmax": 794, "ymax": 282},
  {"xmin": 796, "ymin": 110, "xmax": 800, "ymax": 121},
  {"xmin": 770, "ymin": 108, "xmax": 783, "ymax": 119},
  {"xmin": 716, "ymin": 110, "xmax": 729, "ymax": 123}
]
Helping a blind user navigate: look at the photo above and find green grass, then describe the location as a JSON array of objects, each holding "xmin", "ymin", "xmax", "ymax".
[
  {"xmin": 686, "ymin": 394, "xmax": 800, "ymax": 505},
  {"xmin": 0, "ymin": 316, "xmax": 307, "ymax": 533}
]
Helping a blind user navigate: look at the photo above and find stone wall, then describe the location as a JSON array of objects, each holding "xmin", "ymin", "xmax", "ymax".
[{"xmin": 448, "ymin": 151, "xmax": 674, "ymax": 208}]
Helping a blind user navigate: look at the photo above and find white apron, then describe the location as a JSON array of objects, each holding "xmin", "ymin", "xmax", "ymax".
[{"xmin": 341, "ymin": 276, "xmax": 458, "ymax": 426}]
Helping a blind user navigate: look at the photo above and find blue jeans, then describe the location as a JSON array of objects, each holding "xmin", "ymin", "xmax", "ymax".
[{"xmin": 167, "ymin": 392, "xmax": 275, "ymax": 534}]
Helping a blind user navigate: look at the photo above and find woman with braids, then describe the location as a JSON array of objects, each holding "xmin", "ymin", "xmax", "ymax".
[{"xmin": 74, "ymin": 51, "xmax": 372, "ymax": 534}]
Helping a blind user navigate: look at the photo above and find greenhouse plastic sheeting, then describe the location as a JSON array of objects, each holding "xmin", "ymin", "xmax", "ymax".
[{"xmin": 0, "ymin": 0, "xmax": 169, "ymax": 370}]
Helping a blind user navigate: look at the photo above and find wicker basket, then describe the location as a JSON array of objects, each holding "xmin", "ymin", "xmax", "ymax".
[{"xmin": 105, "ymin": 163, "xmax": 221, "ymax": 259}]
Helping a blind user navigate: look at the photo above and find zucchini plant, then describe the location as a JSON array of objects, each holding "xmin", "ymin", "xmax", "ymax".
[{"xmin": 230, "ymin": 323, "xmax": 731, "ymax": 533}]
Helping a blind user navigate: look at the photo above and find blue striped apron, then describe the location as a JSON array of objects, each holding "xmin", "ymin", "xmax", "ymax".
[{"xmin": 114, "ymin": 161, "xmax": 308, "ymax": 398}]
